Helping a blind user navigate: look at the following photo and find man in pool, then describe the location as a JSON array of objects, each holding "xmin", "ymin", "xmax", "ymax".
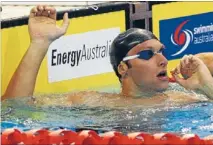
[{"xmin": 2, "ymin": 5, "xmax": 213, "ymax": 106}]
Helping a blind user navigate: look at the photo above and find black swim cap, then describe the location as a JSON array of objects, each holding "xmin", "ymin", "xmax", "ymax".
[{"xmin": 110, "ymin": 28, "xmax": 158, "ymax": 80}]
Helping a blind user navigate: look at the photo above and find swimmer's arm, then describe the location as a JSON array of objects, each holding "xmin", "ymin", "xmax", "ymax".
[
  {"xmin": 172, "ymin": 54, "xmax": 213, "ymax": 100},
  {"xmin": 198, "ymin": 79, "xmax": 213, "ymax": 100},
  {"xmin": 2, "ymin": 5, "xmax": 69, "ymax": 101},
  {"xmin": 165, "ymin": 91, "xmax": 203, "ymax": 103},
  {"xmin": 195, "ymin": 53, "xmax": 213, "ymax": 76},
  {"xmin": 2, "ymin": 42, "xmax": 50, "ymax": 100},
  {"xmin": 195, "ymin": 53, "xmax": 213, "ymax": 98}
]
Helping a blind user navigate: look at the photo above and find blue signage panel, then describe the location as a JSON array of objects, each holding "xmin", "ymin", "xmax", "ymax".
[{"xmin": 160, "ymin": 12, "xmax": 213, "ymax": 60}]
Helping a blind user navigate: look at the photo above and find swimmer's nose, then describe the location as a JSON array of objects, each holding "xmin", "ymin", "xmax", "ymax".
[{"xmin": 157, "ymin": 54, "xmax": 168, "ymax": 67}]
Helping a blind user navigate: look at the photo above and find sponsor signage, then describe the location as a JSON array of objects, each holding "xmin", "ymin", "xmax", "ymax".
[{"xmin": 47, "ymin": 28, "xmax": 120, "ymax": 82}]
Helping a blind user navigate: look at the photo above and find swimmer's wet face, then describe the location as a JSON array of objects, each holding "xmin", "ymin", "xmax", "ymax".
[
  {"xmin": 110, "ymin": 28, "xmax": 169, "ymax": 94},
  {"xmin": 124, "ymin": 39, "xmax": 169, "ymax": 91}
]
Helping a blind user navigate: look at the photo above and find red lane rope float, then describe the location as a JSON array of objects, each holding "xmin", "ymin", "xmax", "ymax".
[
  {"xmin": 22, "ymin": 129, "xmax": 49, "ymax": 145},
  {"xmin": 1, "ymin": 128, "xmax": 213, "ymax": 145},
  {"xmin": 1, "ymin": 128, "xmax": 23, "ymax": 145},
  {"xmin": 128, "ymin": 132, "xmax": 154, "ymax": 144}
]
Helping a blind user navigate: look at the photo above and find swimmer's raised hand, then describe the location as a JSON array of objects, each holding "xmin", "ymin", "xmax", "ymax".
[
  {"xmin": 2, "ymin": 5, "xmax": 70, "ymax": 100},
  {"xmin": 29, "ymin": 5, "xmax": 70, "ymax": 44},
  {"xmin": 171, "ymin": 55, "xmax": 213, "ymax": 90}
]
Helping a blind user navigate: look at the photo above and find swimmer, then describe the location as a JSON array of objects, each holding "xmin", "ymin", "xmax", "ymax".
[
  {"xmin": 2, "ymin": 5, "xmax": 213, "ymax": 107},
  {"xmin": 110, "ymin": 28, "xmax": 213, "ymax": 99}
]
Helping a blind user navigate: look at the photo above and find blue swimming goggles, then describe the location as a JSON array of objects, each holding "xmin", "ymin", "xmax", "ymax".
[{"xmin": 122, "ymin": 48, "xmax": 166, "ymax": 61}]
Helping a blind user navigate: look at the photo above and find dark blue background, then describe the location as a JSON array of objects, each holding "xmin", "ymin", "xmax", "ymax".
[{"xmin": 159, "ymin": 12, "xmax": 213, "ymax": 60}]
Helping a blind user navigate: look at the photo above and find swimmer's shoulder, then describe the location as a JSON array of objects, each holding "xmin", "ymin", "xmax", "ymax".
[{"xmin": 66, "ymin": 91, "xmax": 122, "ymax": 105}]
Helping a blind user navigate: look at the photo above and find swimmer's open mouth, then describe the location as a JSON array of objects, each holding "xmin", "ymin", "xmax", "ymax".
[{"xmin": 157, "ymin": 71, "xmax": 167, "ymax": 77}]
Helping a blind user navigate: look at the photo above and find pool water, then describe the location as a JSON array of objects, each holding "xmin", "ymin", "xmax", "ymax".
[{"xmin": 1, "ymin": 84, "xmax": 213, "ymax": 138}]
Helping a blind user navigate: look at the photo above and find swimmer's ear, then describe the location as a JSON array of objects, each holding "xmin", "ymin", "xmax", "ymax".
[{"xmin": 118, "ymin": 61, "xmax": 128, "ymax": 77}]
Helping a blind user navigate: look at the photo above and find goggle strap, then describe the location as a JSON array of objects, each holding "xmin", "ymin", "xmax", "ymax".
[{"xmin": 123, "ymin": 54, "xmax": 139, "ymax": 61}]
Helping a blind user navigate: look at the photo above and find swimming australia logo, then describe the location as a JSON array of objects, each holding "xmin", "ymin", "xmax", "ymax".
[
  {"xmin": 170, "ymin": 20, "xmax": 193, "ymax": 56},
  {"xmin": 160, "ymin": 12, "xmax": 213, "ymax": 60}
]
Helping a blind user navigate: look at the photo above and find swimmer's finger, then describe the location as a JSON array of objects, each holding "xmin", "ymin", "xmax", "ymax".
[
  {"xmin": 187, "ymin": 55, "xmax": 201, "ymax": 73},
  {"xmin": 36, "ymin": 5, "xmax": 44, "ymax": 16},
  {"xmin": 188, "ymin": 54, "xmax": 193, "ymax": 61},
  {"xmin": 189, "ymin": 55, "xmax": 199, "ymax": 69},
  {"xmin": 184, "ymin": 55, "xmax": 190, "ymax": 66},
  {"xmin": 171, "ymin": 65, "xmax": 180, "ymax": 75},
  {"xmin": 59, "ymin": 12, "xmax": 70, "ymax": 35},
  {"xmin": 30, "ymin": 7, "xmax": 38, "ymax": 18},
  {"xmin": 192, "ymin": 55, "xmax": 203, "ymax": 66},
  {"xmin": 188, "ymin": 55, "xmax": 198, "ymax": 65},
  {"xmin": 181, "ymin": 55, "xmax": 188, "ymax": 68},
  {"xmin": 41, "ymin": 5, "xmax": 49, "ymax": 17},
  {"xmin": 45, "ymin": 6, "xmax": 56, "ymax": 20},
  {"xmin": 172, "ymin": 73, "xmax": 189, "ymax": 88}
]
